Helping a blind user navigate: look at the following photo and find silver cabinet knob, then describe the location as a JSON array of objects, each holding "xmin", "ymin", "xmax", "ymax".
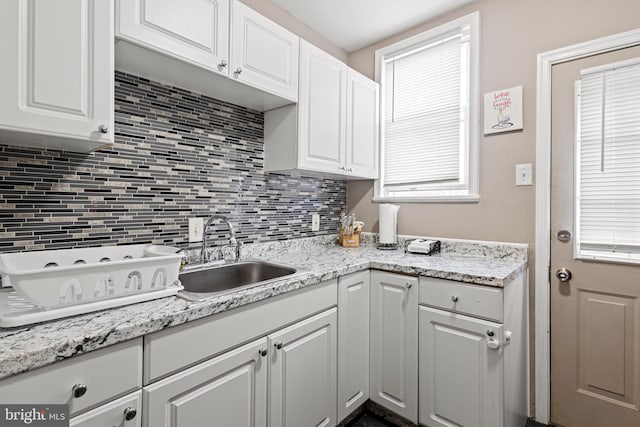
[
  {"xmin": 123, "ymin": 407, "xmax": 137, "ymax": 421},
  {"xmin": 259, "ymin": 348, "xmax": 267, "ymax": 357},
  {"xmin": 98, "ymin": 125, "xmax": 108, "ymax": 134},
  {"xmin": 556, "ymin": 268, "xmax": 572, "ymax": 282},
  {"xmin": 451, "ymin": 296, "xmax": 459, "ymax": 303},
  {"xmin": 339, "ymin": 166, "xmax": 346, "ymax": 171},
  {"xmin": 347, "ymin": 167, "xmax": 353, "ymax": 173},
  {"xmin": 234, "ymin": 67, "xmax": 243, "ymax": 77},
  {"xmin": 219, "ymin": 60, "xmax": 228, "ymax": 69},
  {"xmin": 486, "ymin": 329, "xmax": 495, "ymax": 337},
  {"xmin": 274, "ymin": 342, "xmax": 283, "ymax": 350},
  {"xmin": 405, "ymin": 282, "xmax": 413, "ymax": 289},
  {"xmin": 72, "ymin": 383, "xmax": 87, "ymax": 398}
]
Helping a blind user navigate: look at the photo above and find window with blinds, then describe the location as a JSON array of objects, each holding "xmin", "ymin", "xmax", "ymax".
[
  {"xmin": 375, "ymin": 12, "xmax": 479, "ymax": 201},
  {"xmin": 576, "ymin": 58, "xmax": 640, "ymax": 261}
]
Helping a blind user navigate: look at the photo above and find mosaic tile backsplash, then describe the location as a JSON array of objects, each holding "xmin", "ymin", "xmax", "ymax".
[{"xmin": 0, "ymin": 72, "xmax": 346, "ymax": 253}]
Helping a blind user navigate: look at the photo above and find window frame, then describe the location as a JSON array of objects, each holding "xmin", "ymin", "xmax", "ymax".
[{"xmin": 373, "ymin": 11, "xmax": 480, "ymax": 203}]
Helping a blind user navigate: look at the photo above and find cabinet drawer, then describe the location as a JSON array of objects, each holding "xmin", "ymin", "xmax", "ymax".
[
  {"xmin": 71, "ymin": 390, "xmax": 141, "ymax": 427},
  {"xmin": 0, "ymin": 338, "xmax": 142, "ymax": 416},
  {"xmin": 419, "ymin": 277, "xmax": 503, "ymax": 322}
]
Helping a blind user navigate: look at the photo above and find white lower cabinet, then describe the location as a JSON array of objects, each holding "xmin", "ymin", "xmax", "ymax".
[
  {"xmin": 337, "ymin": 271, "xmax": 370, "ymax": 422},
  {"xmin": 143, "ymin": 337, "xmax": 268, "ymax": 427},
  {"xmin": 419, "ymin": 306, "xmax": 503, "ymax": 427},
  {"xmin": 369, "ymin": 271, "xmax": 419, "ymax": 423},
  {"xmin": 70, "ymin": 390, "xmax": 142, "ymax": 427},
  {"xmin": 143, "ymin": 307, "xmax": 337, "ymax": 427},
  {"xmin": 269, "ymin": 308, "xmax": 338, "ymax": 427}
]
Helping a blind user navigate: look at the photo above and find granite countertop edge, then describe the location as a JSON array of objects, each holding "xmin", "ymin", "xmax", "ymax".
[{"xmin": 0, "ymin": 248, "xmax": 527, "ymax": 381}]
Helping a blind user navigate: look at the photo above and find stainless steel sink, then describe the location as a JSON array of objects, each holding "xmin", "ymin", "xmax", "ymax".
[{"xmin": 178, "ymin": 259, "xmax": 308, "ymax": 301}]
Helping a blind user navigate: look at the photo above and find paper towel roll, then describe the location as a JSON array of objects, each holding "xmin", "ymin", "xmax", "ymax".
[{"xmin": 379, "ymin": 204, "xmax": 399, "ymax": 244}]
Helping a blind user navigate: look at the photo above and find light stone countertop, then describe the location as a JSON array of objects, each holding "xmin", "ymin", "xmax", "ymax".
[{"xmin": 0, "ymin": 235, "xmax": 527, "ymax": 381}]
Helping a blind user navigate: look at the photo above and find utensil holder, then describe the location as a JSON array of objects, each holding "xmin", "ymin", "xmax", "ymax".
[{"xmin": 339, "ymin": 228, "xmax": 361, "ymax": 248}]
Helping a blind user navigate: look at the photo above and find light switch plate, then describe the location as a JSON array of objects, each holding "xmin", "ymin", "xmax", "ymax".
[
  {"xmin": 515, "ymin": 163, "xmax": 533, "ymax": 186},
  {"xmin": 311, "ymin": 214, "xmax": 320, "ymax": 232},
  {"xmin": 188, "ymin": 217, "xmax": 204, "ymax": 242}
]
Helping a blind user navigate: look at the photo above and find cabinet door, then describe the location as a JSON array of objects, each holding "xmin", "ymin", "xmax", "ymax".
[
  {"xmin": 419, "ymin": 306, "xmax": 503, "ymax": 427},
  {"xmin": 0, "ymin": 0, "xmax": 114, "ymax": 151},
  {"xmin": 144, "ymin": 337, "xmax": 268, "ymax": 427},
  {"xmin": 70, "ymin": 390, "xmax": 141, "ymax": 427},
  {"xmin": 230, "ymin": 0, "xmax": 299, "ymax": 101},
  {"xmin": 116, "ymin": 0, "xmax": 229, "ymax": 75},
  {"xmin": 346, "ymin": 68, "xmax": 379, "ymax": 179},
  {"xmin": 370, "ymin": 271, "xmax": 418, "ymax": 422},
  {"xmin": 338, "ymin": 271, "xmax": 370, "ymax": 422},
  {"xmin": 269, "ymin": 308, "xmax": 337, "ymax": 427},
  {"xmin": 297, "ymin": 40, "xmax": 347, "ymax": 174}
]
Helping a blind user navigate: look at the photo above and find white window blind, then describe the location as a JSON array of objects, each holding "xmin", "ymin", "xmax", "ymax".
[
  {"xmin": 382, "ymin": 28, "xmax": 469, "ymax": 187},
  {"xmin": 577, "ymin": 60, "xmax": 640, "ymax": 260}
]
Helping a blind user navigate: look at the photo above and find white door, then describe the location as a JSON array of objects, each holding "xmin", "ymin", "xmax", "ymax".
[
  {"xmin": 0, "ymin": 0, "xmax": 114, "ymax": 150},
  {"xmin": 297, "ymin": 40, "xmax": 347, "ymax": 174},
  {"xmin": 143, "ymin": 338, "xmax": 268, "ymax": 427},
  {"xmin": 419, "ymin": 306, "xmax": 503, "ymax": 427},
  {"xmin": 337, "ymin": 270, "xmax": 370, "ymax": 422},
  {"xmin": 116, "ymin": 0, "xmax": 229, "ymax": 75},
  {"xmin": 269, "ymin": 308, "xmax": 337, "ymax": 427},
  {"xmin": 346, "ymin": 68, "xmax": 379, "ymax": 179},
  {"xmin": 70, "ymin": 391, "xmax": 141, "ymax": 427},
  {"xmin": 230, "ymin": 0, "xmax": 299, "ymax": 101},
  {"xmin": 370, "ymin": 271, "xmax": 418, "ymax": 423}
]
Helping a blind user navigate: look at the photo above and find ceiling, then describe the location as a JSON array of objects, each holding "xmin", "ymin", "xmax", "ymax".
[{"xmin": 271, "ymin": 0, "xmax": 474, "ymax": 52}]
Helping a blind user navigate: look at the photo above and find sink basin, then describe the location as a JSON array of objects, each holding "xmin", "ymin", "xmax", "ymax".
[{"xmin": 178, "ymin": 260, "xmax": 308, "ymax": 301}]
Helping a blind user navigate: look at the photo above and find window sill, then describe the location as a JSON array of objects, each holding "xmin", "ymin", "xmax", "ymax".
[{"xmin": 372, "ymin": 194, "xmax": 480, "ymax": 204}]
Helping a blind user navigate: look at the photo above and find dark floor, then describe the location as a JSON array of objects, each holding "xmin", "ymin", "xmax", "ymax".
[{"xmin": 347, "ymin": 412, "xmax": 397, "ymax": 427}]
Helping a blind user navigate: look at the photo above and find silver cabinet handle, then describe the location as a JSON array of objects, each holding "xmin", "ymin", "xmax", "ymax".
[
  {"xmin": 123, "ymin": 407, "xmax": 137, "ymax": 421},
  {"xmin": 234, "ymin": 67, "xmax": 243, "ymax": 77},
  {"xmin": 98, "ymin": 125, "xmax": 108, "ymax": 134},
  {"xmin": 274, "ymin": 342, "xmax": 283, "ymax": 350},
  {"xmin": 339, "ymin": 166, "xmax": 346, "ymax": 172},
  {"xmin": 486, "ymin": 329, "xmax": 495, "ymax": 337},
  {"xmin": 72, "ymin": 383, "xmax": 87, "ymax": 398},
  {"xmin": 259, "ymin": 348, "xmax": 268, "ymax": 357},
  {"xmin": 347, "ymin": 167, "xmax": 353, "ymax": 173},
  {"xmin": 405, "ymin": 282, "xmax": 413, "ymax": 289},
  {"xmin": 451, "ymin": 295, "xmax": 459, "ymax": 303},
  {"xmin": 219, "ymin": 60, "xmax": 228, "ymax": 69}
]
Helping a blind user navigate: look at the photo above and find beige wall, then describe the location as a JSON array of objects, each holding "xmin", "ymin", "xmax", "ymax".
[
  {"xmin": 347, "ymin": 0, "xmax": 640, "ymax": 247},
  {"xmin": 238, "ymin": 0, "xmax": 349, "ymax": 62}
]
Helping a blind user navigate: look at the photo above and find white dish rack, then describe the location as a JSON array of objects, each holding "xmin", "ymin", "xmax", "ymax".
[{"xmin": 0, "ymin": 245, "xmax": 184, "ymax": 327}]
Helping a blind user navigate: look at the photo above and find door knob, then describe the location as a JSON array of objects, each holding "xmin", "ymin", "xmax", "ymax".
[
  {"xmin": 123, "ymin": 407, "xmax": 137, "ymax": 421},
  {"xmin": 274, "ymin": 342, "xmax": 283, "ymax": 350},
  {"xmin": 234, "ymin": 67, "xmax": 243, "ymax": 77},
  {"xmin": 72, "ymin": 383, "xmax": 87, "ymax": 398},
  {"xmin": 555, "ymin": 268, "xmax": 572, "ymax": 282},
  {"xmin": 98, "ymin": 125, "xmax": 108, "ymax": 134},
  {"xmin": 218, "ymin": 60, "xmax": 228, "ymax": 69}
]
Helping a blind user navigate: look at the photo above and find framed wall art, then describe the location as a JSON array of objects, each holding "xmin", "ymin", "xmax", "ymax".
[{"xmin": 483, "ymin": 85, "xmax": 523, "ymax": 134}]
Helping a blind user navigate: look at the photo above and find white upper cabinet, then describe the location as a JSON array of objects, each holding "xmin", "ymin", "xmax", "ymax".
[
  {"xmin": 115, "ymin": 0, "xmax": 298, "ymax": 110},
  {"xmin": 297, "ymin": 40, "xmax": 347, "ymax": 174},
  {"xmin": 264, "ymin": 41, "xmax": 380, "ymax": 180},
  {"xmin": 346, "ymin": 69, "xmax": 379, "ymax": 179},
  {"xmin": 230, "ymin": 0, "xmax": 299, "ymax": 102},
  {"xmin": 0, "ymin": 0, "xmax": 114, "ymax": 152},
  {"xmin": 116, "ymin": 0, "xmax": 230, "ymax": 75}
]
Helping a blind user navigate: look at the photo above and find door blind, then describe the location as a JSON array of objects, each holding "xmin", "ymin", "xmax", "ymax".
[
  {"xmin": 382, "ymin": 30, "xmax": 468, "ymax": 186},
  {"xmin": 577, "ymin": 61, "xmax": 640, "ymax": 257}
]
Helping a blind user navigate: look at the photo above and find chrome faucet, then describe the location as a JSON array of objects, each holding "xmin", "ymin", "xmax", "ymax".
[{"xmin": 200, "ymin": 215, "xmax": 240, "ymax": 263}]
